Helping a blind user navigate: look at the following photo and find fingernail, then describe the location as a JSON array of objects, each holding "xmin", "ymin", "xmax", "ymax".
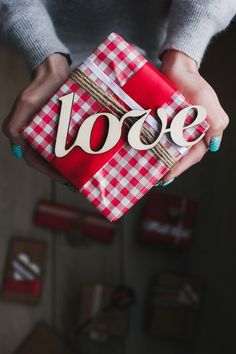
[
  {"xmin": 209, "ymin": 137, "xmax": 222, "ymax": 152},
  {"xmin": 11, "ymin": 145, "xmax": 23, "ymax": 158},
  {"xmin": 62, "ymin": 181, "xmax": 78, "ymax": 193},
  {"xmin": 155, "ymin": 181, "xmax": 163, "ymax": 187},
  {"xmin": 162, "ymin": 178, "xmax": 175, "ymax": 187}
]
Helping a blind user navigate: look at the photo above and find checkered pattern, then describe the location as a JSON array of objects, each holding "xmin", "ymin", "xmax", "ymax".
[
  {"xmin": 89, "ymin": 32, "xmax": 147, "ymax": 86},
  {"xmin": 23, "ymin": 80, "xmax": 102, "ymax": 161},
  {"xmin": 81, "ymin": 92, "xmax": 208, "ymax": 221},
  {"xmin": 23, "ymin": 32, "xmax": 147, "ymax": 161},
  {"xmin": 162, "ymin": 92, "xmax": 208, "ymax": 143},
  {"xmin": 23, "ymin": 32, "xmax": 208, "ymax": 222},
  {"xmin": 81, "ymin": 147, "xmax": 168, "ymax": 220}
]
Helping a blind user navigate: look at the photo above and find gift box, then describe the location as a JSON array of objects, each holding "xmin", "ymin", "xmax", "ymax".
[
  {"xmin": 15, "ymin": 324, "xmax": 77, "ymax": 354},
  {"xmin": 23, "ymin": 32, "xmax": 208, "ymax": 222},
  {"xmin": 33, "ymin": 199, "xmax": 115, "ymax": 243},
  {"xmin": 148, "ymin": 274, "xmax": 201, "ymax": 341},
  {"xmin": 1, "ymin": 238, "xmax": 47, "ymax": 304},
  {"xmin": 139, "ymin": 192, "xmax": 198, "ymax": 249},
  {"xmin": 78, "ymin": 284, "xmax": 130, "ymax": 341}
]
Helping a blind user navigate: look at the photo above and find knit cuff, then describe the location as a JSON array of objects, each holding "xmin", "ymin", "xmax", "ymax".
[
  {"xmin": 160, "ymin": 2, "xmax": 222, "ymax": 67},
  {"xmin": 6, "ymin": 15, "xmax": 71, "ymax": 71}
]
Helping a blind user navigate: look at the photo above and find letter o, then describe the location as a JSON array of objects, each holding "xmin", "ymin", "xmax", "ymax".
[{"xmin": 77, "ymin": 112, "xmax": 122, "ymax": 154}]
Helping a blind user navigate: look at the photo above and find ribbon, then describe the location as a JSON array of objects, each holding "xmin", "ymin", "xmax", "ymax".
[
  {"xmin": 142, "ymin": 220, "xmax": 190, "ymax": 239},
  {"xmin": 70, "ymin": 67, "xmax": 177, "ymax": 169},
  {"xmin": 53, "ymin": 61, "xmax": 186, "ymax": 190},
  {"xmin": 83, "ymin": 57, "xmax": 188, "ymax": 156},
  {"xmin": 35, "ymin": 200, "xmax": 114, "ymax": 230},
  {"xmin": 155, "ymin": 284, "xmax": 199, "ymax": 305},
  {"xmin": 84, "ymin": 58, "xmax": 159, "ymax": 130}
]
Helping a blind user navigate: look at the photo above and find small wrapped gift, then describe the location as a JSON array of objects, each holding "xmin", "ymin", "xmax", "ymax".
[
  {"xmin": 78, "ymin": 284, "xmax": 131, "ymax": 341},
  {"xmin": 2, "ymin": 238, "xmax": 47, "ymax": 304},
  {"xmin": 148, "ymin": 274, "xmax": 201, "ymax": 341},
  {"xmin": 33, "ymin": 200, "xmax": 115, "ymax": 243},
  {"xmin": 139, "ymin": 192, "xmax": 198, "ymax": 249},
  {"xmin": 23, "ymin": 33, "xmax": 208, "ymax": 222}
]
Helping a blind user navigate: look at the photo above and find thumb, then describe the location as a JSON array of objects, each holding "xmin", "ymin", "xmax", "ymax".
[{"xmin": 2, "ymin": 67, "xmax": 69, "ymax": 157}]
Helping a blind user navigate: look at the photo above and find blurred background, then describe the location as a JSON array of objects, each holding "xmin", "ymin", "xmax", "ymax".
[{"xmin": 0, "ymin": 20, "xmax": 235, "ymax": 354}]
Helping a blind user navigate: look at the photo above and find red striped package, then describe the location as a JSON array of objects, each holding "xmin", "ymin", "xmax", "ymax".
[
  {"xmin": 23, "ymin": 33, "xmax": 208, "ymax": 222},
  {"xmin": 2, "ymin": 238, "xmax": 47, "ymax": 304},
  {"xmin": 139, "ymin": 192, "xmax": 198, "ymax": 249},
  {"xmin": 33, "ymin": 200, "xmax": 115, "ymax": 243}
]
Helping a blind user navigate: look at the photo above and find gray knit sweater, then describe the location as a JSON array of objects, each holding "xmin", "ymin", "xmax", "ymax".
[{"xmin": 0, "ymin": 0, "xmax": 236, "ymax": 71}]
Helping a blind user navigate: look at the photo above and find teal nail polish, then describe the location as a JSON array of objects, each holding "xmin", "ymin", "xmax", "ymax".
[
  {"xmin": 162, "ymin": 178, "xmax": 175, "ymax": 187},
  {"xmin": 155, "ymin": 181, "xmax": 163, "ymax": 187},
  {"xmin": 11, "ymin": 145, "xmax": 23, "ymax": 158},
  {"xmin": 210, "ymin": 137, "xmax": 222, "ymax": 152},
  {"xmin": 62, "ymin": 181, "xmax": 78, "ymax": 193}
]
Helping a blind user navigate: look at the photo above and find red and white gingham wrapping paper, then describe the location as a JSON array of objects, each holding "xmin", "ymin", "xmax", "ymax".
[{"xmin": 23, "ymin": 33, "xmax": 208, "ymax": 221}]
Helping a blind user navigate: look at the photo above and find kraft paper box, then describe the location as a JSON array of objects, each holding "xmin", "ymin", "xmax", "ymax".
[
  {"xmin": 78, "ymin": 284, "xmax": 129, "ymax": 341},
  {"xmin": 1, "ymin": 238, "xmax": 47, "ymax": 304},
  {"xmin": 15, "ymin": 324, "xmax": 77, "ymax": 354},
  {"xmin": 23, "ymin": 32, "xmax": 208, "ymax": 222},
  {"xmin": 148, "ymin": 274, "xmax": 201, "ymax": 341},
  {"xmin": 139, "ymin": 192, "xmax": 198, "ymax": 249}
]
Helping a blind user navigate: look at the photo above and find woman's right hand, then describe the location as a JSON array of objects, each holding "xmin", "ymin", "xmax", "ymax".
[
  {"xmin": 2, "ymin": 53, "xmax": 70, "ymax": 182},
  {"xmin": 160, "ymin": 49, "xmax": 229, "ymax": 184}
]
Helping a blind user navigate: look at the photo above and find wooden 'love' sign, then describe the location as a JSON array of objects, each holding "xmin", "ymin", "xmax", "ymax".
[{"xmin": 55, "ymin": 92, "xmax": 207, "ymax": 158}]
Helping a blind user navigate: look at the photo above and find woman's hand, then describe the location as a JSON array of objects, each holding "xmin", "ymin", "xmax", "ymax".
[
  {"xmin": 160, "ymin": 50, "xmax": 229, "ymax": 185},
  {"xmin": 2, "ymin": 53, "xmax": 70, "ymax": 182}
]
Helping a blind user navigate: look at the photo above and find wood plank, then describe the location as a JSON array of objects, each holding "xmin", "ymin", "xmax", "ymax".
[{"xmin": 0, "ymin": 48, "xmax": 53, "ymax": 354}]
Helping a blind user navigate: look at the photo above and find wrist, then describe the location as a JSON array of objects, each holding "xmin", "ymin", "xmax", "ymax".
[
  {"xmin": 161, "ymin": 50, "xmax": 198, "ymax": 75},
  {"xmin": 33, "ymin": 53, "xmax": 70, "ymax": 80}
]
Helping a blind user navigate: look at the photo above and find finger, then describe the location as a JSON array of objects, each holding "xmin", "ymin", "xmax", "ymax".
[
  {"xmin": 188, "ymin": 83, "xmax": 229, "ymax": 152},
  {"xmin": 204, "ymin": 109, "xmax": 229, "ymax": 153},
  {"xmin": 2, "ymin": 71, "xmax": 69, "ymax": 161},
  {"xmin": 3, "ymin": 73, "xmax": 66, "ymax": 137},
  {"xmin": 162, "ymin": 140, "xmax": 208, "ymax": 182},
  {"xmin": 2, "ymin": 108, "xmax": 28, "ymax": 157}
]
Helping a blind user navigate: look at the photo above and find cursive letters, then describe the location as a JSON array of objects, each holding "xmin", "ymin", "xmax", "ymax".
[{"xmin": 54, "ymin": 93, "xmax": 207, "ymax": 157}]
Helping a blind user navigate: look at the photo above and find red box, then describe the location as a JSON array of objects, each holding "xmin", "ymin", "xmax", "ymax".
[
  {"xmin": 139, "ymin": 192, "xmax": 198, "ymax": 249},
  {"xmin": 148, "ymin": 274, "xmax": 201, "ymax": 341},
  {"xmin": 33, "ymin": 200, "xmax": 115, "ymax": 243},
  {"xmin": 23, "ymin": 33, "xmax": 208, "ymax": 222},
  {"xmin": 2, "ymin": 238, "xmax": 47, "ymax": 304}
]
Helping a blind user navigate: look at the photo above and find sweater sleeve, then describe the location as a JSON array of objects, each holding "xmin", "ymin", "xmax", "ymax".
[
  {"xmin": 0, "ymin": 0, "xmax": 71, "ymax": 70},
  {"xmin": 160, "ymin": 0, "xmax": 236, "ymax": 66}
]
